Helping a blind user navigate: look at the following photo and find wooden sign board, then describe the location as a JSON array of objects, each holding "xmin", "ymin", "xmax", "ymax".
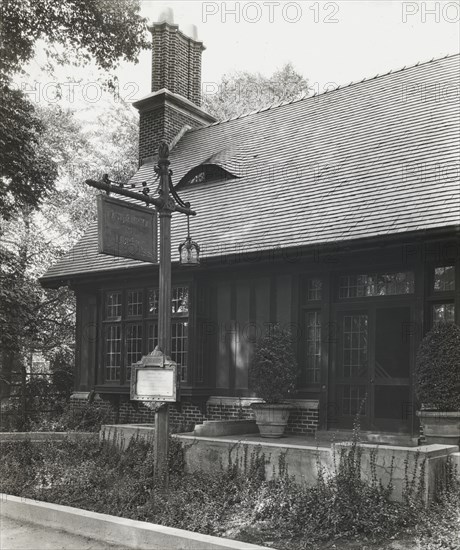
[
  {"xmin": 97, "ymin": 195, "xmax": 157, "ymax": 263},
  {"xmin": 130, "ymin": 355, "xmax": 177, "ymax": 402}
]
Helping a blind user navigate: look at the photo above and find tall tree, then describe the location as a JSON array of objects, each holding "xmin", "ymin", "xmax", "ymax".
[
  {"xmin": 202, "ymin": 63, "xmax": 310, "ymax": 121},
  {"xmin": 1, "ymin": 0, "xmax": 146, "ymax": 399},
  {"xmin": 0, "ymin": 0, "xmax": 148, "ymax": 220},
  {"xmin": 0, "ymin": 99, "xmax": 138, "ymax": 400}
]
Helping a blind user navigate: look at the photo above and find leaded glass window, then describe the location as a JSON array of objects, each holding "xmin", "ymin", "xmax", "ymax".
[
  {"xmin": 434, "ymin": 266, "xmax": 455, "ymax": 292},
  {"xmin": 305, "ymin": 311, "xmax": 321, "ymax": 384},
  {"xmin": 127, "ymin": 290, "xmax": 143, "ymax": 317},
  {"xmin": 432, "ymin": 303, "xmax": 455, "ymax": 324},
  {"xmin": 339, "ymin": 272, "xmax": 414, "ymax": 298},
  {"xmin": 342, "ymin": 315, "xmax": 368, "ymax": 378},
  {"xmin": 126, "ymin": 324, "xmax": 143, "ymax": 380},
  {"xmin": 105, "ymin": 325, "xmax": 121, "ymax": 381},
  {"xmin": 106, "ymin": 292, "xmax": 122, "ymax": 319},
  {"xmin": 103, "ymin": 286, "xmax": 190, "ymax": 385},
  {"xmin": 307, "ymin": 279, "xmax": 322, "ymax": 301}
]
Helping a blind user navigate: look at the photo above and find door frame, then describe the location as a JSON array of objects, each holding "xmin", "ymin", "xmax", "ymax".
[{"xmin": 330, "ymin": 297, "xmax": 414, "ymax": 433}]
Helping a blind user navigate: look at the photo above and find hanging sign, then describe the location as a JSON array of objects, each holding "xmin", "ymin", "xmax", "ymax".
[
  {"xmin": 130, "ymin": 351, "xmax": 178, "ymax": 402},
  {"xmin": 97, "ymin": 194, "xmax": 157, "ymax": 263}
]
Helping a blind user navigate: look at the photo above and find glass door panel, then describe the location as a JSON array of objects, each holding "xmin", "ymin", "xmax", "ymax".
[
  {"xmin": 373, "ymin": 306, "xmax": 411, "ymax": 431},
  {"xmin": 336, "ymin": 312, "xmax": 369, "ymax": 428}
]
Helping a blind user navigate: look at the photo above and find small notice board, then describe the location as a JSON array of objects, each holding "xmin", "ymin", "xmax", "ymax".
[
  {"xmin": 97, "ymin": 194, "xmax": 157, "ymax": 263},
  {"xmin": 130, "ymin": 352, "xmax": 177, "ymax": 402}
]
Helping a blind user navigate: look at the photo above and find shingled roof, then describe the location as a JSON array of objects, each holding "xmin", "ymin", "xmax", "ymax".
[{"xmin": 42, "ymin": 54, "xmax": 460, "ymax": 284}]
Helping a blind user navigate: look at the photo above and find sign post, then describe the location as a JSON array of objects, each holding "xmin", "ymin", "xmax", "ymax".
[
  {"xmin": 86, "ymin": 141, "xmax": 196, "ymax": 492},
  {"xmin": 154, "ymin": 141, "xmax": 174, "ymax": 488}
]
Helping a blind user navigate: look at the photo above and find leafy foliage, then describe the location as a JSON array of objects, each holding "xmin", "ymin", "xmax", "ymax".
[
  {"xmin": 0, "ymin": 97, "xmax": 138, "ymax": 401},
  {"xmin": 202, "ymin": 63, "xmax": 310, "ymax": 120},
  {"xmin": 0, "ymin": 86, "xmax": 58, "ymax": 220},
  {"xmin": 1, "ymin": 0, "xmax": 148, "ymax": 76},
  {"xmin": 415, "ymin": 322, "xmax": 460, "ymax": 411},
  {"xmin": 249, "ymin": 324, "xmax": 298, "ymax": 403},
  {"xmin": 1, "ymin": 0, "xmax": 146, "ymax": 220}
]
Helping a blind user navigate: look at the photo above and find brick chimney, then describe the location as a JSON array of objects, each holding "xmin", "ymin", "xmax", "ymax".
[{"xmin": 133, "ymin": 9, "xmax": 216, "ymax": 165}]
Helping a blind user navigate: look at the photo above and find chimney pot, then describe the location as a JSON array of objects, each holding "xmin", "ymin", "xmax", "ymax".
[{"xmin": 157, "ymin": 7, "xmax": 174, "ymax": 24}]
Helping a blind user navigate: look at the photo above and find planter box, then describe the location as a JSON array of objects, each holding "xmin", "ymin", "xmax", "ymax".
[{"xmin": 417, "ymin": 411, "xmax": 460, "ymax": 446}]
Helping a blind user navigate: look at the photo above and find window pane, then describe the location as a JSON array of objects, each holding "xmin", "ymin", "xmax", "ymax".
[
  {"xmin": 305, "ymin": 311, "xmax": 321, "ymax": 384},
  {"xmin": 342, "ymin": 315, "xmax": 368, "ymax": 378},
  {"xmin": 148, "ymin": 289, "xmax": 159, "ymax": 316},
  {"xmin": 148, "ymin": 287, "xmax": 189, "ymax": 315},
  {"xmin": 172, "ymin": 321, "xmax": 188, "ymax": 382},
  {"xmin": 432, "ymin": 303, "xmax": 455, "ymax": 324},
  {"xmin": 106, "ymin": 292, "xmax": 121, "ymax": 319},
  {"xmin": 172, "ymin": 287, "xmax": 189, "ymax": 314},
  {"xmin": 307, "ymin": 279, "xmax": 322, "ymax": 301},
  {"xmin": 147, "ymin": 323, "xmax": 158, "ymax": 353},
  {"xmin": 341, "ymin": 385, "xmax": 366, "ymax": 416},
  {"xmin": 127, "ymin": 290, "xmax": 143, "ymax": 317},
  {"xmin": 105, "ymin": 325, "xmax": 121, "ymax": 381},
  {"xmin": 126, "ymin": 324, "xmax": 143, "ymax": 380},
  {"xmin": 434, "ymin": 266, "xmax": 455, "ymax": 292},
  {"xmin": 339, "ymin": 272, "xmax": 414, "ymax": 298}
]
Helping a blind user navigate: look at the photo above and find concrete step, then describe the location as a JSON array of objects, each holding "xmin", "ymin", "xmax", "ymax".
[{"xmin": 315, "ymin": 430, "xmax": 419, "ymax": 447}]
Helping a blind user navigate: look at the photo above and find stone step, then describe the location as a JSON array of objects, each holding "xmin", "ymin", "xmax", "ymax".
[{"xmin": 315, "ymin": 429, "xmax": 419, "ymax": 447}]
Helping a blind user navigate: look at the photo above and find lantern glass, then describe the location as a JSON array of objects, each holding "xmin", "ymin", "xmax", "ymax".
[{"xmin": 179, "ymin": 237, "xmax": 200, "ymax": 265}]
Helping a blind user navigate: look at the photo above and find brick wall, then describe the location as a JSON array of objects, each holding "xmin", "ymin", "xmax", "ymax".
[
  {"xmin": 138, "ymin": 103, "xmax": 207, "ymax": 163},
  {"xmin": 151, "ymin": 22, "xmax": 204, "ymax": 104},
  {"xmin": 287, "ymin": 408, "xmax": 320, "ymax": 435},
  {"xmin": 70, "ymin": 395, "xmax": 319, "ymax": 434}
]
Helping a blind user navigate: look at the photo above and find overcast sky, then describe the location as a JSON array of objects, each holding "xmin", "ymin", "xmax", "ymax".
[
  {"xmin": 125, "ymin": 0, "xmax": 459, "ymax": 98},
  {"xmin": 19, "ymin": 1, "xmax": 459, "ymax": 108}
]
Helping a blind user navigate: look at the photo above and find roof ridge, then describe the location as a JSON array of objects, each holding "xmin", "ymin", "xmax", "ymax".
[{"xmin": 198, "ymin": 52, "xmax": 459, "ymax": 130}]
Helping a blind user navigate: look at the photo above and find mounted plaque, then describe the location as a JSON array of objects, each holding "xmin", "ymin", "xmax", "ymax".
[
  {"xmin": 130, "ymin": 350, "xmax": 178, "ymax": 402},
  {"xmin": 97, "ymin": 194, "xmax": 157, "ymax": 263}
]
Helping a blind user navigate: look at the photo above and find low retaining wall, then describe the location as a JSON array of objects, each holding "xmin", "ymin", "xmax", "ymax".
[
  {"xmin": 0, "ymin": 494, "xmax": 271, "ymax": 550},
  {"xmin": 174, "ymin": 434, "xmax": 459, "ymax": 503},
  {"xmin": 0, "ymin": 432, "xmax": 97, "ymax": 442}
]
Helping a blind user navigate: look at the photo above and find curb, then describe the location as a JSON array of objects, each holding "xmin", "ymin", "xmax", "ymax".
[{"xmin": 0, "ymin": 494, "xmax": 272, "ymax": 550}]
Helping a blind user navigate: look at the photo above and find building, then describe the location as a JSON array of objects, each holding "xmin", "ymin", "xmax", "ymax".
[{"xmin": 40, "ymin": 17, "xmax": 460, "ymax": 437}]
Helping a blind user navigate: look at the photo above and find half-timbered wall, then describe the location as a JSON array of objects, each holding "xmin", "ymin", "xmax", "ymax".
[{"xmin": 72, "ymin": 235, "xmax": 459, "ymax": 435}]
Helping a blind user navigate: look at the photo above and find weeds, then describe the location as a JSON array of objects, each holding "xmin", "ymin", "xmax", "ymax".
[{"xmin": 1, "ymin": 428, "xmax": 458, "ymax": 549}]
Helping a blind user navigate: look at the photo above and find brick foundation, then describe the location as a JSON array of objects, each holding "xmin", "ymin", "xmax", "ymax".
[{"xmin": 70, "ymin": 394, "xmax": 319, "ymax": 434}]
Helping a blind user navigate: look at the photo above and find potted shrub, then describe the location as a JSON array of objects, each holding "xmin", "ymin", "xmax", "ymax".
[
  {"xmin": 249, "ymin": 324, "xmax": 299, "ymax": 438},
  {"xmin": 415, "ymin": 322, "xmax": 460, "ymax": 446}
]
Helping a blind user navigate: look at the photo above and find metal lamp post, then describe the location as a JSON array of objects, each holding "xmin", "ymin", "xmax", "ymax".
[{"xmin": 86, "ymin": 140, "xmax": 197, "ymax": 489}]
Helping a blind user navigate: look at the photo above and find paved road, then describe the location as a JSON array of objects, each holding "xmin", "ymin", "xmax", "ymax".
[{"xmin": 0, "ymin": 516, "xmax": 127, "ymax": 550}]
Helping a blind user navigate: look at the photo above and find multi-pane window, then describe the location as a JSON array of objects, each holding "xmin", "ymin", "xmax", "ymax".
[
  {"xmin": 307, "ymin": 279, "xmax": 322, "ymax": 301},
  {"xmin": 305, "ymin": 311, "xmax": 321, "ymax": 384},
  {"xmin": 172, "ymin": 287, "xmax": 189, "ymax": 314},
  {"xmin": 430, "ymin": 265, "xmax": 456, "ymax": 326},
  {"xmin": 126, "ymin": 324, "xmax": 143, "ymax": 380},
  {"xmin": 172, "ymin": 321, "xmax": 188, "ymax": 382},
  {"xmin": 432, "ymin": 303, "xmax": 455, "ymax": 324},
  {"xmin": 105, "ymin": 325, "xmax": 121, "ymax": 381},
  {"xmin": 342, "ymin": 315, "xmax": 368, "ymax": 378},
  {"xmin": 103, "ymin": 286, "xmax": 189, "ymax": 384},
  {"xmin": 127, "ymin": 290, "xmax": 143, "ymax": 317},
  {"xmin": 341, "ymin": 385, "xmax": 367, "ymax": 416},
  {"xmin": 339, "ymin": 272, "xmax": 414, "ymax": 298},
  {"xmin": 148, "ymin": 289, "xmax": 159, "ymax": 316},
  {"xmin": 106, "ymin": 292, "xmax": 122, "ymax": 319},
  {"xmin": 434, "ymin": 266, "xmax": 455, "ymax": 292}
]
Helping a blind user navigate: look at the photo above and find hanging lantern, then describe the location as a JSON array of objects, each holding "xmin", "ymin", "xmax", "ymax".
[{"xmin": 179, "ymin": 216, "xmax": 200, "ymax": 265}]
